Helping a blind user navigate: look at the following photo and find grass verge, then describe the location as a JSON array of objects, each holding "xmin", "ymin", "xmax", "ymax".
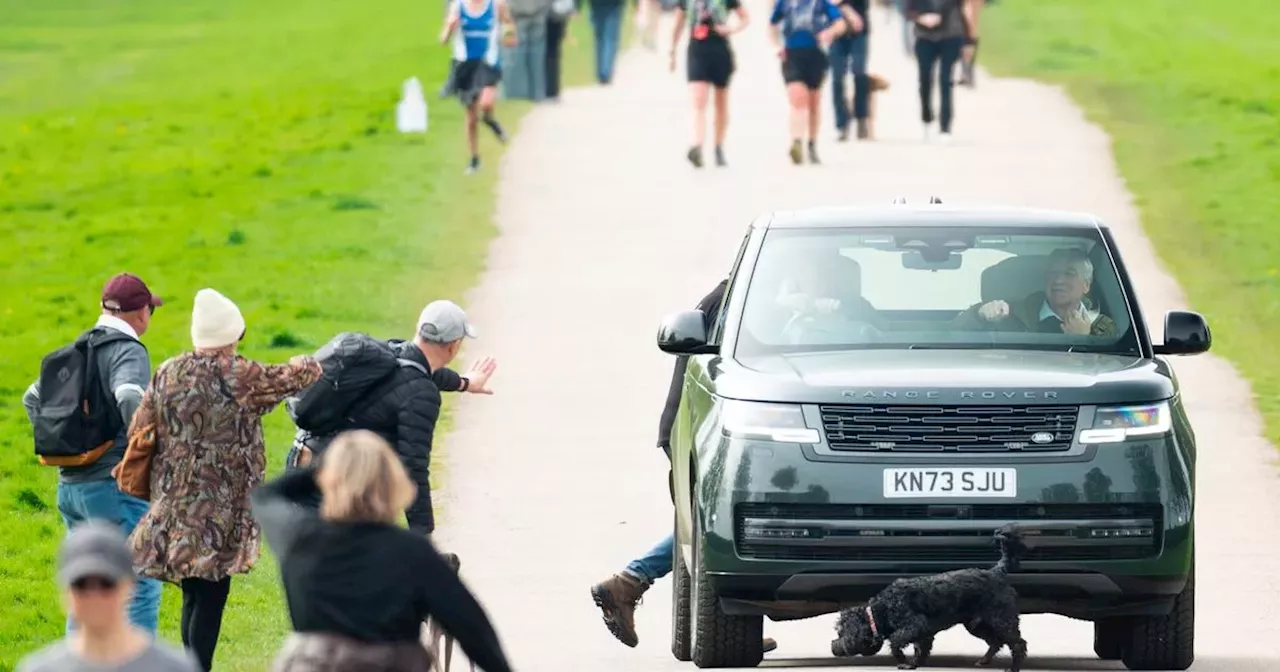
[
  {"xmin": 982, "ymin": 0, "xmax": 1280, "ymax": 440},
  {"xmin": 0, "ymin": 1, "xmax": 607, "ymax": 669}
]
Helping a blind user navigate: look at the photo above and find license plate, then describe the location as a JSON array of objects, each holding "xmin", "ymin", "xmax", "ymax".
[{"xmin": 883, "ymin": 468, "xmax": 1017, "ymax": 498}]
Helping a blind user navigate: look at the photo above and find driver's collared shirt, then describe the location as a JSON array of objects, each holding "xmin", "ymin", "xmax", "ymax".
[{"xmin": 1038, "ymin": 300, "xmax": 1099, "ymax": 332}]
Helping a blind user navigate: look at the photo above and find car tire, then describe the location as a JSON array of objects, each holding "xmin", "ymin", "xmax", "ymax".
[
  {"xmin": 671, "ymin": 515, "xmax": 692, "ymax": 662},
  {"xmin": 1121, "ymin": 567, "xmax": 1195, "ymax": 670},
  {"xmin": 1093, "ymin": 619, "xmax": 1128, "ymax": 660},
  {"xmin": 690, "ymin": 508, "xmax": 764, "ymax": 668}
]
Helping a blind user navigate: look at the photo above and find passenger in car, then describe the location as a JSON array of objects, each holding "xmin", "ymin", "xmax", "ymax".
[
  {"xmin": 954, "ymin": 247, "xmax": 1117, "ymax": 336},
  {"xmin": 773, "ymin": 252, "xmax": 885, "ymax": 328}
]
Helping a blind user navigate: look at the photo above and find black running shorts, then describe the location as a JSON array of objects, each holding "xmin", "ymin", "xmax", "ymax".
[
  {"xmin": 686, "ymin": 39, "xmax": 735, "ymax": 88},
  {"xmin": 781, "ymin": 46, "xmax": 828, "ymax": 90},
  {"xmin": 450, "ymin": 59, "xmax": 502, "ymax": 106}
]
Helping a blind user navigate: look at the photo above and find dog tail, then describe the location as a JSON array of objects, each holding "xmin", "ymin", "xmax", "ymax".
[{"xmin": 992, "ymin": 523, "xmax": 1027, "ymax": 573}]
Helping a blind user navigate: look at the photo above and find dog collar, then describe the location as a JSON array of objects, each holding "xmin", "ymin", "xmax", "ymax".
[{"xmin": 866, "ymin": 605, "xmax": 879, "ymax": 637}]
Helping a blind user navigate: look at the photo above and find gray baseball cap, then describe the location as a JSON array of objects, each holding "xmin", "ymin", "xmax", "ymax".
[
  {"xmin": 416, "ymin": 300, "xmax": 478, "ymax": 344},
  {"xmin": 57, "ymin": 521, "xmax": 135, "ymax": 588}
]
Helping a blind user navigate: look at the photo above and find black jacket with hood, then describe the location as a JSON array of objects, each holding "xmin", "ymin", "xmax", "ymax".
[{"xmin": 291, "ymin": 340, "xmax": 461, "ymax": 534}]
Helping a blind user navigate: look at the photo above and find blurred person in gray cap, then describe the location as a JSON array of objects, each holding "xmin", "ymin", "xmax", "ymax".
[
  {"xmin": 17, "ymin": 521, "xmax": 199, "ymax": 672},
  {"xmin": 288, "ymin": 300, "xmax": 496, "ymax": 536}
]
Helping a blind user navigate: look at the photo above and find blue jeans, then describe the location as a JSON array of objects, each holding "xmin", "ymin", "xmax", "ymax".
[
  {"xmin": 623, "ymin": 534, "xmax": 674, "ymax": 584},
  {"xmin": 503, "ymin": 12, "xmax": 549, "ymax": 101},
  {"xmin": 57, "ymin": 479, "xmax": 162, "ymax": 634},
  {"xmin": 589, "ymin": 1, "xmax": 624, "ymax": 84},
  {"xmin": 828, "ymin": 33, "xmax": 869, "ymax": 131}
]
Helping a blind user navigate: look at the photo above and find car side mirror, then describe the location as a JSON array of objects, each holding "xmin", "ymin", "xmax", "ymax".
[
  {"xmin": 657, "ymin": 310, "xmax": 718, "ymax": 355},
  {"xmin": 1153, "ymin": 310, "xmax": 1210, "ymax": 356}
]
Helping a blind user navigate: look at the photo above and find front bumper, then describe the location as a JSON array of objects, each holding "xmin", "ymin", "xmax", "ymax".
[{"xmin": 692, "ymin": 434, "xmax": 1194, "ymax": 620}]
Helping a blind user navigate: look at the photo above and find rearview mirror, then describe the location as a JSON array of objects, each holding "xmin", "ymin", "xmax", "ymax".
[
  {"xmin": 902, "ymin": 250, "xmax": 962, "ymax": 270},
  {"xmin": 657, "ymin": 310, "xmax": 717, "ymax": 355},
  {"xmin": 1153, "ymin": 310, "xmax": 1210, "ymax": 356}
]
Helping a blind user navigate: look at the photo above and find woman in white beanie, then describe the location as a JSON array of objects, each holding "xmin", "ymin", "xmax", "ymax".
[{"xmin": 127, "ymin": 288, "xmax": 323, "ymax": 671}]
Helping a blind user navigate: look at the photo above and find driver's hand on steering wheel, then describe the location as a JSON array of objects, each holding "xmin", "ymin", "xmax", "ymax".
[{"xmin": 978, "ymin": 300, "xmax": 1011, "ymax": 321}]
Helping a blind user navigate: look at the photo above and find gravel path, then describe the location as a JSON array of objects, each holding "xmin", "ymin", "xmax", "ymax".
[{"xmin": 433, "ymin": 5, "xmax": 1280, "ymax": 669}]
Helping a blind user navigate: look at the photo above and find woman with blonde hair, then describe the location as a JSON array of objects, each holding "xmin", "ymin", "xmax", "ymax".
[
  {"xmin": 127, "ymin": 288, "xmax": 323, "ymax": 671},
  {"xmin": 252, "ymin": 430, "xmax": 513, "ymax": 672}
]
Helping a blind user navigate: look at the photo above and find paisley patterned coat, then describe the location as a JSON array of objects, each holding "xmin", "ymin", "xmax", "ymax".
[{"xmin": 129, "ymin": 349, "xmax": 322, "ymax": 583}]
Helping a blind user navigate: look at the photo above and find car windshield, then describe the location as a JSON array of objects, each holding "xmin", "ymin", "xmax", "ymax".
[{"xmin": 735, "ymin": 225, "xmax": 1141, "ymax": 357}]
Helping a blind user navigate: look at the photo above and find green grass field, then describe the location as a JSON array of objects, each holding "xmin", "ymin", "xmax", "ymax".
[
  {"xmin": 0, "ymin": 1, "xmax": 603, "ymax": 669},
  {"xmin": 982, "ymin": 0, "xmax": 1280, "ymax": 440}
]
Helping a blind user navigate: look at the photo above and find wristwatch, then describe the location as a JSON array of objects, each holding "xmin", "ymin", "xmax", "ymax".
[{"xmin": 459, "ymin": 377, "xmax": 471, "ymax": 392}]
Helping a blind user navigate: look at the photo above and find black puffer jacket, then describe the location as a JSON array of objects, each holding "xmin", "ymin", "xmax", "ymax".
[{"xmin": 293, "ymin": 341, "xmax": 449, "ymax": 534}]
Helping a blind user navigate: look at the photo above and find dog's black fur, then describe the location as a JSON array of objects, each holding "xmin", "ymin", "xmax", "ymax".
[{"xmin": 830, "ymin": 524, "xmax": 1029, "ymax": 671}]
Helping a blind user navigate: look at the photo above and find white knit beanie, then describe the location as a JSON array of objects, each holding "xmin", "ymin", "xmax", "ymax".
[{"xmin": 191, "ymin": 288, "xmax": 246, "ymax": 349}]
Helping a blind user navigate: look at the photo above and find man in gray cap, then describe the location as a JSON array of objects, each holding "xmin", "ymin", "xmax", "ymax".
[
  {"xmin": 292, "ymin": 300, "xmax": 494, "ymax": 535},
  {"xmin": 18, "ymin": 522, "xmax": 198, "ymax": 672}
]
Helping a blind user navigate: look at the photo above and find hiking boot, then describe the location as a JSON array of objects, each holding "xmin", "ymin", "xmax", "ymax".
[
  {"xmin": 687, "ymin": 145, "xmax": 704, "ymax": 168},
  {"xmin": 591, "ymin": 573, "xmax": 648, "ymax": 647},
  {"xmin": 714, "ymin": 145, "xmax": 727, "ymax": 167},
  {"xmin": 788, "ymin": 140, "xmax": 803, "ymax": 165},
  {"xmin": 807, "ymin": 141, "xmax": 821, "ymax": 165},
  {"xmin": 856, "ymin": 118, "xmax": 870, "ymax": 140}
]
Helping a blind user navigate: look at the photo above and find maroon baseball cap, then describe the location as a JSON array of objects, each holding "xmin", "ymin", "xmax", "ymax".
[{"xmin": 101, "ymin": 273, "xmax": 163, "ymax": 312}]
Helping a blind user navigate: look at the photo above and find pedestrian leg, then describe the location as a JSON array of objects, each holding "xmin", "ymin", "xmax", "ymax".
[
  {"xmin": 937, "ymin": 37, "xmax": 963, "ymax": 137},
  {"xmin": 806, "ymin": 87, "xmax": 823, "ymax": 163},
  {"xmin": 687, "ymin": 82, "xmax": 711, "ymax": 167},
  {"xmin": 786, "ymin": 81, "xmax": 808, "ymax": 164},
  {"xmin": 827, "ymin": 37, "xmax": 852, "ymax": 140},
  {"xmin": 180, "ymin": 577, "xmax": 233, "ymax": 672},
  {"xmin": 712, "ymin": 85, "xmax": 730, "ymax": 166},
  {"xmin": 914, "ymin": 38, "xmax": 940, "ymax": 140},
  {"xmin": 599, "ymin": 3, "xmax": 623, "ymax": 84}
]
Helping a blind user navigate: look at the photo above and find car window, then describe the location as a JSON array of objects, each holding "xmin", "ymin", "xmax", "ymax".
[
  {"xmin": 735, "ymin": 225, "xmax": 1140, "ymax": 356},
  {"xmin": 709, "ymin": 230, "xmax": 752, "ymax": 344}
]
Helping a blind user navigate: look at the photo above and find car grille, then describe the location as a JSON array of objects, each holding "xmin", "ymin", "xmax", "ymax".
[
  {"xmin": 819, "ymin": 404, "xmax": 1080, "ymax": 453},
  {"xmin": 735, "ymin": 503, "xmax": 1163, "ymax": 563}
]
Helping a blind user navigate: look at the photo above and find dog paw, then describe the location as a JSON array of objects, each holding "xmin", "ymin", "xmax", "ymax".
[{"xmin": 975, "ymin": 658, "xmax": 993, "ymax": 667}]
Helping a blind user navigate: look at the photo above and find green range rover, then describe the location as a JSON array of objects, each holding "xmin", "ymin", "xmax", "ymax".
[{"xmin": 658, "ymin": 204, "xmax": 1209, "ymax": 670}]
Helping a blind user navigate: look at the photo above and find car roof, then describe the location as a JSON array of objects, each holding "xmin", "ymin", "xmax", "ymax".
[{"xmin": 757, "ymin": 204, "xmax": 1105, "ymax": 230}]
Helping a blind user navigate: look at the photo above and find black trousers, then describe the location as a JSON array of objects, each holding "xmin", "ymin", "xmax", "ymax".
[
  {"xmin": 181, "ymin": 577, "xmax": 233, "ymax": 671},
  {"xmin": 546, "ymin": 17, "xmax": 567, "ymax": 99},
  {"xmin": 914, "ymin": 36, "xmax": 963, "ymax": 132}
]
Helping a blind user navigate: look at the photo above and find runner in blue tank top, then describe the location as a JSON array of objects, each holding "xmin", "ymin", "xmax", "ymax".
[
  {"xmin": 769, "ymin": 0, "xmax": 850, "ymax": 165},
  {"xmin": 440, "ymin": 0, "xmax": 516, "ymax": 174}
]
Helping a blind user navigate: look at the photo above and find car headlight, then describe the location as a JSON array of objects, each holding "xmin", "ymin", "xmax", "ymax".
[
  {"xmin": 1078, "ymin": 401, "xmax": 1172, "ymax": 444},
  {"xmin": 721, "ymin": 400, "xmax": 821, "ymax": 444}
]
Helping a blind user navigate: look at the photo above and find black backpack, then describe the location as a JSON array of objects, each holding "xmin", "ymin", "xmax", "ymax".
[
  {"xmin": 288, "ymin": 332, "xmax": 427, "ymax": 436},
  {"xmin": 33, "ymin": 327, "xmax": 139, "ymax": 467}
]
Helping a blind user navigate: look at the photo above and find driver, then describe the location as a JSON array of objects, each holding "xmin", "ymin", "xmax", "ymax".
[{"xmin": 956, "ymin": 247, "xmax": 1116, "ymax": 336}]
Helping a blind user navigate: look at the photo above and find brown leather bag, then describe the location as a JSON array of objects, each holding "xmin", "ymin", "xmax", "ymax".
[{"xmin": 113, "ymin": 423, "xmax": 157, "ymax": 501}]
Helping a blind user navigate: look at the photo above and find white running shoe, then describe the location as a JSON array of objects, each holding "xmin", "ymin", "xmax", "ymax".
[{"xmin": 938, "ymin": 132, "xmax": 954, "ymax": 145}]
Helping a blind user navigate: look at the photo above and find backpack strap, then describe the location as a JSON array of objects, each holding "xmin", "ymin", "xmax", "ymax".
[{"xmin": 397, "ymin": 358, "xmax": 429, "ymax": 376}]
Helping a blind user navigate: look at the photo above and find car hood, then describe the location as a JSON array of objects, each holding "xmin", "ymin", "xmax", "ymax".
[{"xmin": 720, "ymin": 349, "xmax": 1174, "ymax": 406}]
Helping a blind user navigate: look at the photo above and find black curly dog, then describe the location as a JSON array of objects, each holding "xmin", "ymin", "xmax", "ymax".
[{"xmin": 830, "ymin": 524, "xmax": 1029, "ymax": 671}]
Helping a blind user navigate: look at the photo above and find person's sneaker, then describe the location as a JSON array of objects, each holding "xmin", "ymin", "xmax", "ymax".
[
  {"xmin": 763, "ymin": 637, "xmax": 778, "ymax": 653},
  {"xmin": 483, "ymin": 115, "xmax": 507, "ymax": 144},
  {"xmin": 923, "ymin": 124, "xmax": 932, "ymax": 143},
  {"xmin": 714, "ymin": 145, "xmax": 727, "ymax": 167},
  {"xmin": 938, "ymin": 132, "xmax": 954, "ymax": 145},
  {"xmin": 465, "ymin": 156, "xmax": 480, "ymax": 174},
  {"xmin": 838, "ymin": 127, "xmax": 850, "ymax": 142},
  {"xmin": 807, "ymin": 141, "xmax": 821, "ymax": 165},
  {"xmin": 590, "ymin": 573, "xmax": 648, "ymax": 647},
  {"xmin": 687, "ymin": 145, "xmax": 704, "ymax": 168},
  {"xmin": 789, "ymin": 140, "xmax": 803, "ymax": 165},
  {"xmin": 857, "ymin": 118, "xmax": 870, "ymax": 140}
]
